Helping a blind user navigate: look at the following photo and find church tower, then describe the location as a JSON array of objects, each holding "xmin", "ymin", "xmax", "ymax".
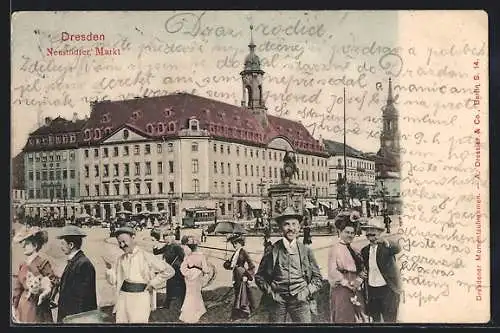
[
  {"xmin": 240, "ymin": 25, "xmax": 268, "ymax": 127},
  {"xmin": 380, "ymin": 78, "xmax": 400, "ymax": 155}
]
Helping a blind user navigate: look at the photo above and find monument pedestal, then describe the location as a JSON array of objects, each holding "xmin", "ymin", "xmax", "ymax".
[{"xmin": 268, "ymin": 183, "xmax": 307, "ymax": 219}]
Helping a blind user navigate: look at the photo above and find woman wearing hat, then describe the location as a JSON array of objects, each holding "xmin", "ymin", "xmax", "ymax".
[
  {"xmin": 327, "ymin": 219, "xmax": 368, "ymax": 323},
  {"xmin": 179, "ymin": 236, "xmax": 209, "ymax": 323},
  {"xmin": 12, "ymin": 227, "xmax": 59, "ymax": 323},
  {"xmin": 223, "ymin": 234, "xmax": 256, "ymax": 320}
]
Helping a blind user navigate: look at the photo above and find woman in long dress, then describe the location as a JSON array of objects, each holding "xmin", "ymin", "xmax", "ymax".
[
  {"xmin": 223, "ymin": 234, "xmax": 256, "ymax": 320},
  {"xmin": 328, "ymin": 220, "xmax": 368, "ymax": 323},
  {"xmin": 12, "ymin": 227, "xmax": 59, "ymax": 323},
  {"xmin": 179, "ymin": 236, "xmax": 209, "ymax": 323}
]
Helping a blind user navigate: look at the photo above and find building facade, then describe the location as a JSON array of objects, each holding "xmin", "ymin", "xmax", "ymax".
[
  {"xmin": 22, "ymin": 114, "xmax": 86, "ymax": 218},
  {"xmin": 323, "ymin": 139, "xmax": 376, "ymax": 208},
  {"xmin": 19, "ymin": 32, "xmax": 330, "ymax": 222}
]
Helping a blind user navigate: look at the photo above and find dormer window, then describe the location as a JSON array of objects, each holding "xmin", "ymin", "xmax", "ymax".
[
  {"xmin": 101, "ymin": 113, "xmax": 111, "ymax": 124},
  {"xmin": 164, "ymin": 108, "xmax": 173, "ymax": 117},
  {"xmin": 70, "ymin": 134, "xmax": 76, "ymax": 143},
  {"xmin": 123, "ymin": 129, "xmax": 129, "ymax": 140},
  {"xmin": 62, "ymin": 135, "xmax": 68, "ymax": 143},
  {"xmin": 35, "ymin": 138, "xmax": 41, "ymax": 145},
  {"xmin": 146, "ymin": 123, "xmax": 154, "ymax": 133},
  {"xmin": 84, "ymin": 129, "xmax": 91, "ymax": 140},
  {"xmin": 55, "ymin": 136, "xmax": 61, "ymax": 144},
  {"xmin": 189, "ymin": 119, "xmax": 199, "ymax": 131},
  {"xmin": 42, "ymin": 137, "xmax": 48, "ymax": 144},
  {"xmin": 28, "ymin": 138, "xmax": 34, "ymax": 145},
  {"xmin": 157, "ymin": 122, "xmax": 164, "ymax": 134},
  {"xmin": 104, "ymin": 127, "xmax": 112, "ymax": 136},
  {"xmin": 94, "ymin": 128, "xmax": 101, "ymax": 139},
  {"xmin": 168, "ymin": 121, "xmax": 176, "ymax": 132}
]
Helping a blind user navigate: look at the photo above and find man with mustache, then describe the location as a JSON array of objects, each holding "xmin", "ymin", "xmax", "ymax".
[
  {"xmin": 104, "ymin": 225, "xmax": 175, "ymax": 323},
  {"xmin": 360, "ymin": 216, "xmax": 401, "ymax": 323},
  {"xmin": 255, "ymin": 207, "xmax": 323, "ymax": 323}
]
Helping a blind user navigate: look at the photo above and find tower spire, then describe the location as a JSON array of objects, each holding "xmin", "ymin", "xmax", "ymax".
[
  {"xmin": 249, "ymin": 25, "xmax": 256, "ymax": 51},
  {"xmin": 387, "ymin": 77, "xmax": 394, "ymax": 103}
]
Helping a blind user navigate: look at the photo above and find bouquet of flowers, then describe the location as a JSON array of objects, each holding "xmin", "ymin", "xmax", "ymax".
[
  {"xmin": 350, "ymin": 292, "xmax": 370, "ymax": 323},
  {"xmin": 25, "ymin": 271, "xmax": 52, "ymax": 305}
]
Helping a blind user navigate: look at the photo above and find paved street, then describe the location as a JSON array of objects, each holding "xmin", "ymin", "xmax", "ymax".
[{"xmin": 11, "ymin": 220, "xmax": 400, "ymax": 323}]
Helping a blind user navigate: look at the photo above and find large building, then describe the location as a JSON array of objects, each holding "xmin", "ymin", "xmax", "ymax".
[
  {"xmin": 22, "ymin": 114, "xmax": 86, "ymax": 218},
  {"xmin": 374, "ymin": 78, "xmax": 402, "ymax": 214},
  {"xmin": 20, "ymin": 31, "xmax": 330, "ymax": 222},
  {"xmin": 11, "ymin": 152, "xmax": 26, "ymax": 219},
  {"xmin": 323, "ymin": 139, "xmax": 376, "ymax": 208}
]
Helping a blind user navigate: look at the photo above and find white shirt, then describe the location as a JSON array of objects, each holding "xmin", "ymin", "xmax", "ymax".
[
  {"xmin": 25, "ymin": 252, "xmax": 38, "ymax": 265},
  {"xmin": 67, "ymin": 249, "xmax": 81, "ymax": 261},
  {"xmin": 368, "ymin": 244, "xmax": 387, "ymax": 287},
  {"xmin": 230, "ymin": 248, "xmax": 242, "ymax": 269},
  {"xmin": 282, "ymin": 237, "xmax": 298, "ymax": 254}
]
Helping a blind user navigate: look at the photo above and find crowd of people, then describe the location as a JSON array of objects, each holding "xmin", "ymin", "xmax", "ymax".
[{"xmin": 12, "ymin": 206, "xmax": 401, "ymax": 324}]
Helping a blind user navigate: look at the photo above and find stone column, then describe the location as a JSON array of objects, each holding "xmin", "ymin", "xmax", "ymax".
[
  {"xmin": 100, "ymin": 204, "xmax": 105, "ymax": 219},
  {"xmin": 111, "ymin": 204, "xmax": 116, "ymax": 218}
]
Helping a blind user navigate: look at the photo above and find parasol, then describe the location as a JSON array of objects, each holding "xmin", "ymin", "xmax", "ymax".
[
  {"xmin": 62, "ymin": 309, "xmax": 112, "ymax": 324},
  {"xmin": 213, "ymin": 221, "xmax": 247, "ymax": 235}
]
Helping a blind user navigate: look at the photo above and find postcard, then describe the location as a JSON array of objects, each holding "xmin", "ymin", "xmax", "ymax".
[{"xmin": 10, "ymin": 10, "xmax": 489, "ymax": 324}]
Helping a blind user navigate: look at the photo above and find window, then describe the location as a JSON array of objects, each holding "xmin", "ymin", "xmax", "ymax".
[
  {"xmin": 94, "ymin": 149, "xmax": 99, "ymax": 158},
  {"xmin": 251, "ymin": 165, "xmax": 254, "ymax": 177},
  {"xmin": 214, "ymin": 181, "xmax": 218, "ymax": 193},
  {"xmin": 103, "ymin": 147, "xmax": 109, "ymax": 157},
  {"xmin": 124, "ymin": 183, "xmax": 130, "ymax": 195},
  {"xmin": 213, "ymin": 162, "xmax": 217, "ymax": 174},
  {"xmin": 134, "ymin": 145, "xmax": 140, "ymax": 155},
  {"xmin": 192, "ymin": 159, "xmax": 199, "ymax": 173},
  {"xmin": 94, "ymin": 165, "xmax": 99, "ymax": 177},
  {"xmin": 245, "ymin": 183, "xmax": 248, "ymax": 194},
  {"xmin": 85, "ymin": 185, "xmax": 90, "ymax": 197},
  {"xmin": 158, "ymin": 123, "xmax": 164, "ymax": 133},
  {"xmin": 124, "ymin": 163, "xmax": 130, "ymax": 176},
  {"xmin": 70, "ymin": 187, "xmax": 76, "ymax": 198},
  {"xmin": 146, "ymin": 182, "xmax": 152, "ymax": 194},
  {"xmin": 192, "ymin": 179, "xmax": 200, "ymax": 193},
  {"xmin": 192, "ymin": 142, "xmax": 199, "ymax": 152},
  {"xmin": 135, "ymin": 183, "xmax": 141, "ymax": 194},
  {"xmin": 220, "ymin": 162, "xmax": 224, "ymax": 174},
  {"xmin": 256, "ymin": 150, "xmax": 259, "ymax": 158},
  {"xmin": 262, "ymin": 166, "xmax": 265, "ymax": 176},
  {"xmin": 250, "ymin": 150, "xmax": 253, "ymax": 158},
  {"xmin": 269, "ymin": 152, "xmax": 272, "ymax": 160},
  {"xmin": 274, "ymin": 152, "xmax": 277, "ymax": 160},
  {"xmin": 169, "ymin": 161, "xmax": 174, "ymax": 173},
  {"xmin": 169, "ymin": 181, "xmax": 174, "ymax": 193},
  {"xmin": 135, "ymin": 162, "xmax": 140, "ymax": 176},
  {"xmin": 63, "ymin": 170, "xmax": 67, "ymax": 179},
  {"xmin": 145, "ymin": 162, "xmax": 151, "ymax": 175},
  {"xmin": 251, "ymin": 184, "xmax": 254, "ymax": 194},
  {"xmin": 84, "ymin": 166, "xmax": 89, "ymax": 178},
  {"xmin": 268, "ymin": 167, "xmax": 272, "ymax": 178},
  {"xmin": 236, "ymin": 147, "xmax": 240, "ymax": 156},
  {"xmin": 244, "ymin": 165, "xmax": 248, "ymax": 176},
  {"xmin": 157, "ymin": 144, "xmax": 162, "ymax": 153},
  {"xmin": 220, "ymin": 145, "xmax": 223, "ymax": 154},
  {"xmin": 123, "ymin": 146, "xmax": 129, "ymax": 156},
  {"xmin": 158, "ymin": 182, "xmax": 163, "ymax": 194},
  {"xmin": 213, "ymin": 143, "xmax": 217, "ymax": 152},
  {"xmin": 114, "ymin": 184, "xmax": 120, "ymax": 195},
  {"xmin": 113, "ymin": 164, "xmax": 119, "ymax": 177},
  {"xmin": 256, "ymin": 166, "xmax": 259, "ymax": 177},
  {"xmin": 189, "ymin": 119, "xmax": 199, "ymax": 131},
  {"xmin": 28, "ymin": 171, "xmax": 33, "ymax": 181},
  {"xmin": 145, "ymin": 144, "xmax": 151, "ymax": 155},
  {"xmin": 157, "ymin": 162, "xmax": 163, "ymax": 174},
  {"xmin": 35, "ymin": 171, "xmax": 40, "ymax": 180},
  {"xmin": 114, "ymin": 147, "xmax": 119, "ymax": 156},
  {"xmin": 237, "ymin": 164, "xmax": 240, "ymax": 176},
  {"xmin": 103, "ymin": 164, "xmax": 109, "ymax": 177},
  {"xmin": 85, "ymin": 149, "xmax": 89, "ymax": 158},
  {"xmin": 167, "ymin": 143, "xmax": 173, "ymax": 152},
  {"xmin": 227, "ymin": 146, "xmax": 230, "ymax": 154},
  {"xmin": 95, "ymin": 185, "xmax": 100, "ymax": 196},
  {"xmin": 55, "ymin": 170, "xmax": 61, "ymax": 180},
  {"xmin": 228, "ymin": 182, "xmax": 232, "ymax": 193},
  {"xmin": 104, "ymin": 184, "xmax": 110, "ymax": 196},
  {"xmin": 227, "ymin": 163, "xmax": 231, "ymax": 175},
  {"xmin": 123, "ymin": 129, "xmax": 129, "ymax": 139},
  {"xmin": 236, "ymin": 182, "xmax": 241, "ymax": 194}
]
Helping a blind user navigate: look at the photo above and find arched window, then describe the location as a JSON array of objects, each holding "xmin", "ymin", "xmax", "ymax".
[
  {"xmin": 84, "ymin": 130, "xmax": 91, "ymax": 140},
  {"xmin": 192, "ymin": 179, "xmax": 200, "ymax": 193},
  {"xmin": 168, "ymin": 122, "xmax": 176, "ymax": 132},
  {"xmin": 246, "ymin": 86, "xmax": 253, "ymax": 107},
  {"xmin": 157, "ymin": 122, "xmax": 164, "ymax": 134},
  {"xmin": 104, "ymin": 127, "xmax": 112, "ymax": 136},
  {"xmin": 146, "ymin": 123, "xmax": 154, "ymax": 133},
  {"xmin": 94, "ymin": 128, "xmax": 101, "ymax": 139},
  {"xmin": 191, "ymin": 142, "xmax": 199, "ymax": 152},
  {"xmin": 164, "ymin": 108, "xmax": 173, "ymax": 117},
  {"xmin": 189, "ymin": 118, "xmax": 199, "ymax": 131},
  {"xmin": 258, "ymin": 85, "xmax": 263, "ymax": 105}
]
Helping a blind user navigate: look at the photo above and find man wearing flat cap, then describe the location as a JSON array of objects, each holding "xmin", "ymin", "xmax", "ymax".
[
  {"xmin": 105, "ymin": 225, "xmax": 175, "ymax": 323},
  {"xmin": 360, "ymin": 216, "xmax": 401, "ymax": 323},
  {"xmin": 255, "ymin": 207, "xmax": 323, "ymax": 323},
  {"xmin": 56, "ymin": 225, "xmax": 97, "ymax": 322}
]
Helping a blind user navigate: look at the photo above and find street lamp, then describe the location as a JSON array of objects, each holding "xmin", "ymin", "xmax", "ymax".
[
  {"xmin": 257, "ymin": 178, "xmax": 265, "ymax": 228},
  {"xmin": 167, "ymin": 190, "xmax": 174, "ymax": 226}
]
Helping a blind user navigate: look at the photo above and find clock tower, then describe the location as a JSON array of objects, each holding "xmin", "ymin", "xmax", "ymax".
[{"xmin": 240, "ymin": 25, "xmax": 268, "ymax": 127}]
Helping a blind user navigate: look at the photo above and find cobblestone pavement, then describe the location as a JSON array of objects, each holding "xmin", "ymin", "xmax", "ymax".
[{"xmin": 11, "ymin": 219, "xmax": 401, "ymax": 323}]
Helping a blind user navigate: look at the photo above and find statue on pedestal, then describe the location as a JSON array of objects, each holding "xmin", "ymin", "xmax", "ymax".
[{"xmin": 280, "ymin": 151, "xmax": 299, "ymax": 184}]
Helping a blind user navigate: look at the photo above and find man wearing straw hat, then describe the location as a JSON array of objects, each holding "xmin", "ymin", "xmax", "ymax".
[
  {"xmin": 104, "ymin": 224, "xmax": 175, "ymax": 323},
  {"xmin": 56, "ymin": 225, "xmax": 97, "ymax": 322},
  {"xmin": 255, "ymin": 207, "xmax": 323, "ymax": 323},
  {"xmin": 360, "ymin": 216, "xmax": 401, "ymax": 323}
]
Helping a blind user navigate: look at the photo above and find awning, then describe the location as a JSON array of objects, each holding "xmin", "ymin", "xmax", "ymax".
[
  {"xmin": 352, "ymin": 199, "xmax": 362, "ymax": 207},
  {"xmin": 305, "ymin": 201, "xmax": 316, "ymax": 209},
  {"xmin": 246, "ymin": 200, "xmax": 262, "ymax": 210},
  {"xmin": 318, "ymin": 200, "xmax": 330, "ymax": 207}
]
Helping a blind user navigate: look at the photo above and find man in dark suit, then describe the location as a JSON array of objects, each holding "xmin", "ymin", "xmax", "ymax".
[
  {"xmin": 255, "ymin": 207, "xmax": 323, "ymax": 323},
  {"xmin": 152, "ymin": 230, "xmax": 185, "ymax": 317},
  {"xmin": 56, "ymin": 225, "xmax": 97, "ymax": 322},
  {"xmin": 360, "ymin": 217, "xmax": 401, "ymax": 323}
]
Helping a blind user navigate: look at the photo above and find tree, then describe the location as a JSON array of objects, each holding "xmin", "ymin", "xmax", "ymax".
[
  {"xmin": 336, "ymin": 176, "xmax": 347, "ymax": 202},
  {"xmin": 347, "ymin": 182, "xmax": 369, "ymax": 199}
]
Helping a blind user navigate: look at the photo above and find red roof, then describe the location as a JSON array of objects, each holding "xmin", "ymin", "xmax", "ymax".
[{"xmin": 82, "ymin": 93, "xmax": 326, "ymax": 156}]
